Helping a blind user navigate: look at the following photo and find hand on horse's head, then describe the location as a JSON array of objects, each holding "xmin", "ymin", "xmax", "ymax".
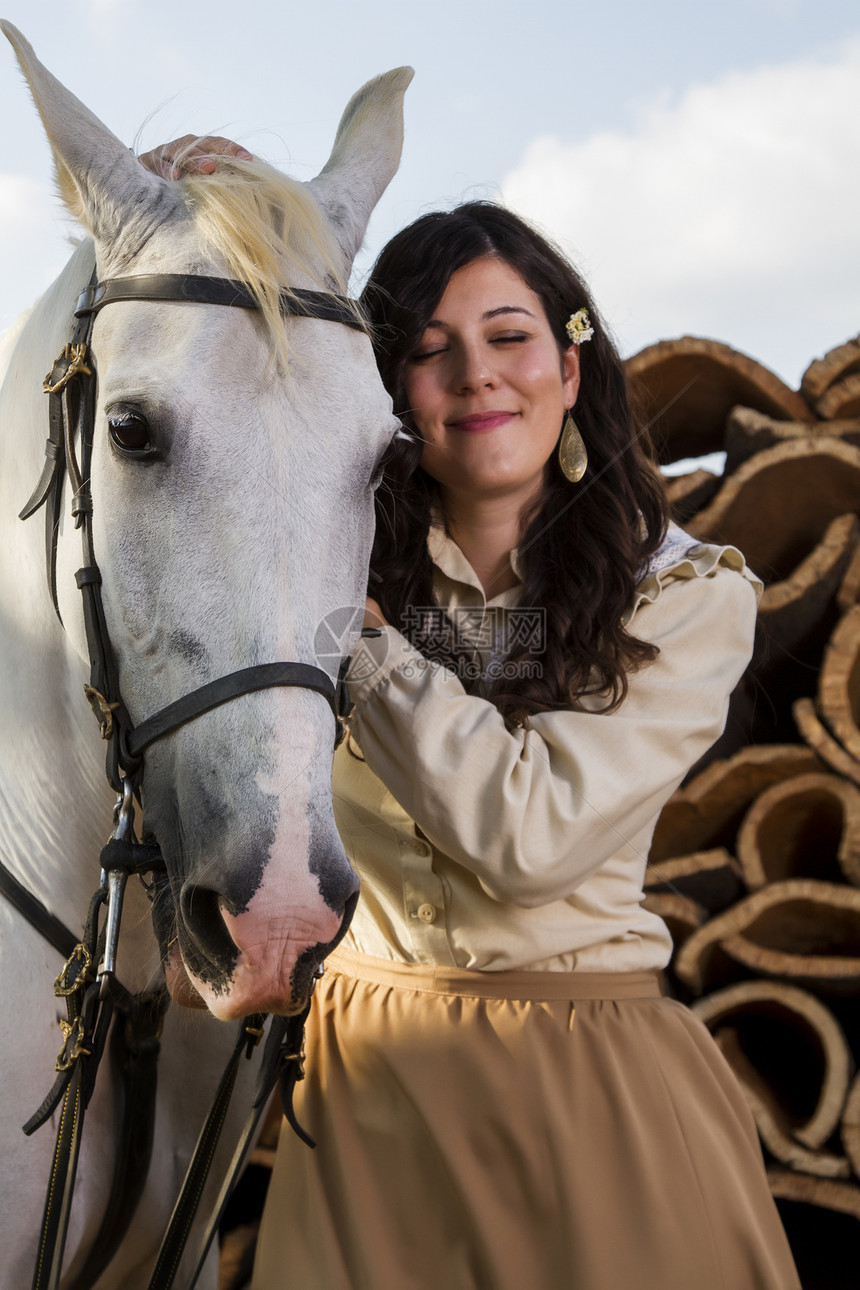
[{"xmin": 138, "ymin": 134, "xmax": 252, "ymax": 180}]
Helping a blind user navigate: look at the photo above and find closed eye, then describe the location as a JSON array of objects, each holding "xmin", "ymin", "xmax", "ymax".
[
  {"xmin": 411, "ymin": 331, "xmax": 530, "ymax": 361},
  {"xmin": 409, "ymin": 346, "xmax": 447, "ymax": 364}
]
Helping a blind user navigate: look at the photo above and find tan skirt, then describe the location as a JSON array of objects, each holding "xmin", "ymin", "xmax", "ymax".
[{"xmin": 252, "ymin": 948, "xmax": 800, "ymax": 1290}]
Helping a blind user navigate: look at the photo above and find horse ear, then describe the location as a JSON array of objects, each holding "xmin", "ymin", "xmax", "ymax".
[
  {"xmin": 1, "ymin": 22, "xmax": 174, "ymax": 242},
  {"xmin": 308, "ymin": 66, "xmax": 413, "ymax": 270}
]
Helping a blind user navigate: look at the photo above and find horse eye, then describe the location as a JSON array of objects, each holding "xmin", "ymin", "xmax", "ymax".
[{"xmin": 109, "ymin": 412, "xmax": 152, "ymax": 454}]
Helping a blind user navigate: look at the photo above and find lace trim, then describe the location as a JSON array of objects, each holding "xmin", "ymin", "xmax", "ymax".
[{"xmin": 643, "ymin": 522, "xmax": 701, "ymax": 580}]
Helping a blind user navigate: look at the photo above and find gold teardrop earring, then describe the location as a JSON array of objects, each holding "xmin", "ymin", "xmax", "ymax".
[{"xmin": 558, "ymin": 410, "xmax": 588, "ymax": 483}]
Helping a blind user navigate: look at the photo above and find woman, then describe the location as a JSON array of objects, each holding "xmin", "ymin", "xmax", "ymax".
[{"xmin": 143, "ymin": 143, "xmax": 800, "ymax": 1290}]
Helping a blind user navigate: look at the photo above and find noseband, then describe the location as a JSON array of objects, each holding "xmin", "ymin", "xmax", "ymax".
[{"xmin": 22, "ymin": 271, "xmax": 366, "ymax": 791}]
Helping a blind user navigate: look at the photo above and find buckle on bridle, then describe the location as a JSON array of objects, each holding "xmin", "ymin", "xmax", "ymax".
[
  {"xmin": 42, "ymin": 342, "xmax": 91, "ymax": 395},
  {"xmin": 74, "ymin": 282, "xmax": 106, "ymax": 316},
  {"xmin": 55, "ymin": 1016, "xmax": 92, "ymax": 1072},
  {"xmin": 83, "ymin": 685, "xmax": 120, "ymax": 741},
  {"xmin": 54, "ymin": 943, "xmax": 94, "ymax": 998}
]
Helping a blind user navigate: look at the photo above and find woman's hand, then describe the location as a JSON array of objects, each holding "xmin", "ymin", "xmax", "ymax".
[
  {"xmin": 137, "ymin": 135, "xmax": 252, "ymax": 180},
  {"xmin": 363, "ymin": 597, "xmax": 389, "ymax": 630}
]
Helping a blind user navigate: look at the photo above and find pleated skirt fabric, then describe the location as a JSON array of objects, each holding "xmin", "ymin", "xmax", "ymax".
[{"xmin": 252, "ymin": 948, "xmax": 800, "ymax": 1290}]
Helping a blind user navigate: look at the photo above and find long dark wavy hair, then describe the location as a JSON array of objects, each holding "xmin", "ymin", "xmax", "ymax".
[{"xmin": 361, "ymin": 202, "xmax": 669, "ymax": 723}]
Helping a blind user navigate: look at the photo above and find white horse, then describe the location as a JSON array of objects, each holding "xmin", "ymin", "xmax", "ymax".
[{"xmin": 0, "ymin": 23, "xmax": 410, "ymax": 1289}]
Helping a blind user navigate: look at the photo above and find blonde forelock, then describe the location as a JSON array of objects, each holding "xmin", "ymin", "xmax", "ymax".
[{"xmin": 180, "ymin": 152, "xmax": 353, "ymax": 371}]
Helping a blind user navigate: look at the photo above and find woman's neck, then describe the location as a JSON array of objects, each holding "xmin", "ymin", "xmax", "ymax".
[{"xmin": 441, "ymin": 494, "xmax": 525, "ymax": 598}]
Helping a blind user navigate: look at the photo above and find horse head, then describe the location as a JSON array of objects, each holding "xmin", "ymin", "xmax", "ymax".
[{"xmin": 3, "ymin": 23, "xmax": 411, "ymax": 1020}]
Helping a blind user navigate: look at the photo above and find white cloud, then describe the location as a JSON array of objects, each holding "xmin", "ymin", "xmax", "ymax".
[
  {"xmin": 83, "ymin": 0, "xmax": 129, "ymax": 37},
  {"xmin": 502, "ymin": 40, "xmax": 860, "ymax": 386},
  {"xmin": 84, "ymin": 0, "xmax": 125, "ymax": 19}
]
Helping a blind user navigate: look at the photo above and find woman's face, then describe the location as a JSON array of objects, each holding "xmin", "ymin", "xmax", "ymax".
[{"xmin": 402, "ymin": 255, "xmax": 580, "ymax": 511}]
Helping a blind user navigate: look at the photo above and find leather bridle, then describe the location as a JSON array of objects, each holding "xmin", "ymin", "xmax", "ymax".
[
  {"xmin": 14, "ymin": 269, "xmax": 368, "ymax": 1290},
  {"xmin": 23, "ymin": 271, "xmax": 364, "ymax": 791}
]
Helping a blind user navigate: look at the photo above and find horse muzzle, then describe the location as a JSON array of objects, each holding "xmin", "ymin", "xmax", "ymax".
[{"xmin": 154, "ymin": 833, "xmax": 360, "ymax": 1019}]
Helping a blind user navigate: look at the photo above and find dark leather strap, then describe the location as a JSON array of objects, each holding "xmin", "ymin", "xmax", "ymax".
[
  {"xmin": 126, "ymin": 661, "xmax": 339, "ymax": 759},
  {"xmin": 22, "ymin": 843, "xmax": 167, "ymax": 1290},
  {"xmin": 64, "ymin": 988, "xmax": 169, "ymax": 1290},
  {"xmin": 32, "ymin": 1062, "xmax": 87, "ymax": 1290},
  {"xmin": 28, "ymin": 889, "xmax": 109, "ymax": 1290},
  {"xmin": 77, "ymin": 564, "xmax": 138, "ymax": 790},
  {"xmin": 76, "ymin": 275, "xmax": 368, "ymax": 332},
  {"xmin": 182, "ymin": 1008, "xmax": 313, "ymax": 1289},
  {"xmin": 20, "ymin": 290, "xmax": 98, "ymax": 621},
  {"xmin": 0, "ymin": 860, "xmax": 78, "ymax": 960},
  {"xmin": 145, "ymin": 1015, "xmax": 267, "ymax": 1290},
  {"xmin": 18, "ymin": 419, "xmax": 63, "ymax": 523}
]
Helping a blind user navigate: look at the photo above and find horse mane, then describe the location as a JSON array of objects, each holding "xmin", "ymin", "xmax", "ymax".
[{"xmin": 181, "ymin": 155, "xmax": 353, "ymax": 369}]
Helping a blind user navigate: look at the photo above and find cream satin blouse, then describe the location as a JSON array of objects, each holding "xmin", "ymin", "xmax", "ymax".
[{"xmin": 333, "ymin": 523, "xmax": 761, "ymax": 974}]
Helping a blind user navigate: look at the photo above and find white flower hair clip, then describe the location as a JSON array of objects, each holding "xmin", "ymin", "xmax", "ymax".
[{"xmin": 566, "ymin": 308, "xmax": 594, "ymax": 345}]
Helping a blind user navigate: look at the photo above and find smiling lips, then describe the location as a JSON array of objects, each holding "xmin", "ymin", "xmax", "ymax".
[{"xmin": 446, "ymin": 410, "xmax": 518, "ymax": 433}]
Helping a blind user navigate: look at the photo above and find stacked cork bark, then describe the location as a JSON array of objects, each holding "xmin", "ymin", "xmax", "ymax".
[
  {"xmin": 629, "ymin": 334, "xmax": 860, "ymax": 1284},
  {"xmin": 220, "ymin": 335, "xmax": 860, "ymax": 1289}
]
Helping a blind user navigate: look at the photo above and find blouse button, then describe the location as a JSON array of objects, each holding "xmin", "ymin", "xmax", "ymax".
[
  {"xmin": 411, "ymin": 840, "xmax": 431, "ymax": 857},
  {"xmin": 417, "ymin": 903, "xmax": 437, "ymax": 924}
]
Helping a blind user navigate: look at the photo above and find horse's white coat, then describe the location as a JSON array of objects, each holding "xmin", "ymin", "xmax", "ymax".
[{"xmin": 0, "ymin": 23, "xmax": 410, "ymax": 1288}]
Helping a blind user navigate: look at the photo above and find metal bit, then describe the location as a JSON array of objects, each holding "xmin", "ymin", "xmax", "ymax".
[{"xmin": 97, "ymin": 777, "xmax": 135, "ymax": 990}]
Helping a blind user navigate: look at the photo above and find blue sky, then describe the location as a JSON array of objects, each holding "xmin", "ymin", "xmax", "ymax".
[{"xmin": 0, "ymin": 0, "xmax": 858, "ymax": 386}]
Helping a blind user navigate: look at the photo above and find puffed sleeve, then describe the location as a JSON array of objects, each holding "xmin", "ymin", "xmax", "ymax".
[{"xmin": 347, "ymin": 550, "xmax": 760, "ymax": 908}]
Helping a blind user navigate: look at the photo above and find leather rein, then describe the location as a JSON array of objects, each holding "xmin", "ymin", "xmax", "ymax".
[{"xmin": 11, "ymin": 271, "xmax": 366, "ymax": 1290}]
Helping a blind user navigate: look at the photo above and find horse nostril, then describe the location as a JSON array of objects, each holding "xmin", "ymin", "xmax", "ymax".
[
  {"xmin": 176, "ymin": 860, "xmax": 360, "ymax": 1008},
  {"xmin": 178, "ymin": 883, "xmax": 239, "ymax": 983}
]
